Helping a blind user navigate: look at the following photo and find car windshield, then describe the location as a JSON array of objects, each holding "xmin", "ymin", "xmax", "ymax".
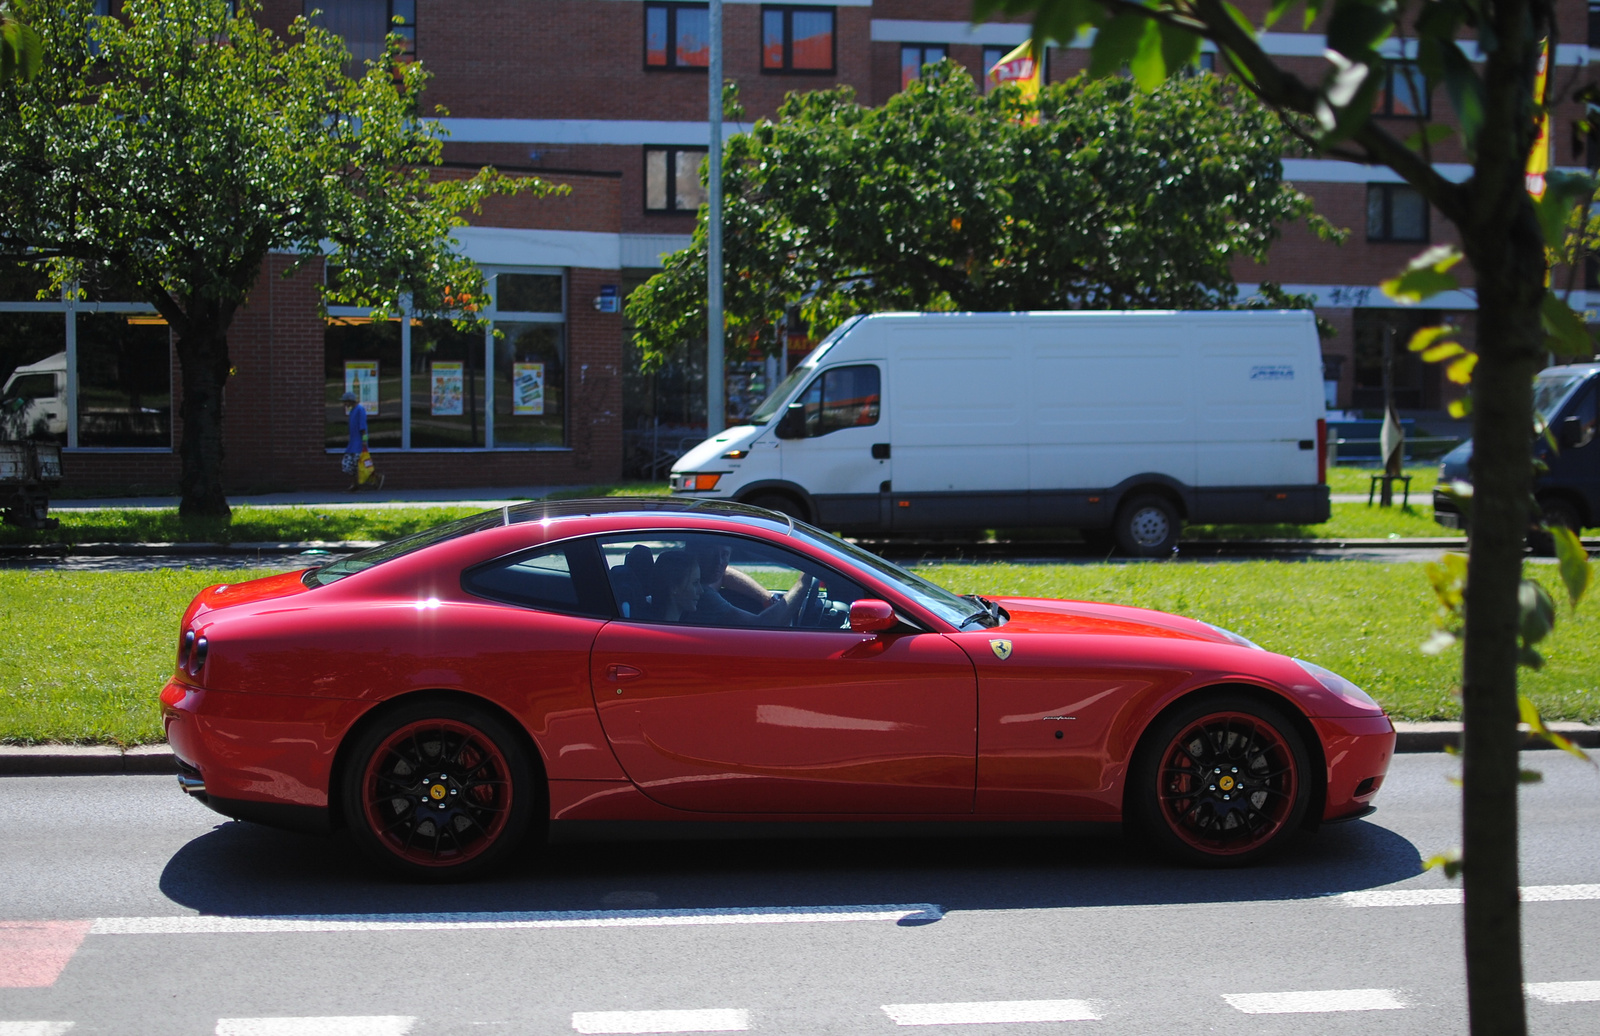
[
  {"xmin": 789, "ymin": 520, "xmax": 1001, "ymax": 629},
  {"xmin": 745, "ymin": 317, "xmax": 860, "ymax": 424},
  {"xmin": 303, "ymin": 509, "xmax": 510, "ymax": 586},
  {"xmin": 1534, "ymin": 372, "xmax": 1589, "ymax": 426}
]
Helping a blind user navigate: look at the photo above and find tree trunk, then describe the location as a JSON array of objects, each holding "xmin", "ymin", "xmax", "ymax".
[
  {"xmin": 1458, "ymin": 117, "xmax": 1547, "ymax": 1036},
  {"xmin": 174, "ymin": 302, "xmax": 235, "ymax": 519}
]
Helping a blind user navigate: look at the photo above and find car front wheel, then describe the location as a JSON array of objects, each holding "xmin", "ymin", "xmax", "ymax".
[
  {"xmin": 1130, "ymin": 695, "xmax": 1311, "ymax": 867},
  {"xmin": 341, "ymin": 699, "xmax": 537, "ymax": 881}
]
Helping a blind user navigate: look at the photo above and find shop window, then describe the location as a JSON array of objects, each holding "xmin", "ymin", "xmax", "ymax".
[
  {"xmin": 645, "ymin": 147, "xmax": 708, "ymax": 213},
  {"xmin": 305, "ymin": 0, "xmax": 415, "ymax": 64},
  {"xmin": 496, "ymin": 273, "xmax": 563, "ymax": 314},
  {"xmin": 0, "ymin": 312, "xmax": 67, "ymax": 444},
  {"xmin": 1374, "ymin": 62, "xmax": 1429, "ymax": 118},
  {"xmin": 1590, "ymin": 2, "xmax": 1600, "ymax": 47},
  {"xmin": 645, "ymin": 3, "xmax": 709, "ymax": 69},
  {"xmin": 493, "ymin": 324, "xmax": 565, "ymax": 448},
  {"xmin": 75, "ymin": 313, "xmax": 172, "ymax": 448},
  {"xmin": 1367, "ymin": 183, "xmax": 1429, "ymax": 242},
  {"xmin": 323, "ymin": 319, "xmax": 402, "ymax": 450},
  {"xmin": 762, "ymin": 6, "xmax": 834, "ymax": 73},
  {"xmin": 1352, "ymin": 309, "xmax": 1437, "ymax": 410},
  {"xmin": 411, "ymin": 319, "xmax": 485, "ymax": 448},
  {"xmin": 900, "ymin": 44, "xmax": 947, "ymax": 90}
]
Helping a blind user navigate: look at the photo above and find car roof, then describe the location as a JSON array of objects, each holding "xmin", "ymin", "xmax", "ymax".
[{"xmin": 502, "ymin": 497, "xmax": 793, "ymax": 533}]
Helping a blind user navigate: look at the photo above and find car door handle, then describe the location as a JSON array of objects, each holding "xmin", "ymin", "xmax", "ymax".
[
  {"xmin": 605, "ymin": 663, "xmax": 644, "ymax": 682},
  {"xmin": 872, "ymin": 443, "xmax": 891, "ymax": 459}
]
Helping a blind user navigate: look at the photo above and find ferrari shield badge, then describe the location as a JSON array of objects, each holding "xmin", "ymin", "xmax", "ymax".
[{"xmin": 989, "ymin": 639, "xmax": 1013, "ymax": 660}]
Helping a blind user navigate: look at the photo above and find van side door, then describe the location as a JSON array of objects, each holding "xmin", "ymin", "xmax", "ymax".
[{"xmin": 774, "ymin": 364, "xmax": 888, "ymax": 528}]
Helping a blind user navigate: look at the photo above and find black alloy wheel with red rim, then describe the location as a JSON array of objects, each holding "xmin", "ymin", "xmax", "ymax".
[
  {"xmin": 341, "ymin": 699, "xmax": 537, "ymax": 880},
  {"xmin": 1130, "ymin": 694, "xmax": 1311, "ymax": 867}
]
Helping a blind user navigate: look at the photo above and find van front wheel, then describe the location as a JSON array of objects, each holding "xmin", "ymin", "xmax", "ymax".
[
  {"xmin": 1114, "ymin": 495, "xmax": 1180, "ymax": 557},
  {"xmin": 745, "ymin": 492, "xmax": 807, "ymax": 523}
]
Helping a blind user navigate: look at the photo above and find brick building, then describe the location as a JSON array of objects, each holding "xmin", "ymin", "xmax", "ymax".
[{"xmin": 5, "ymin": 0, "xmax": 1593, "ymax": 494}]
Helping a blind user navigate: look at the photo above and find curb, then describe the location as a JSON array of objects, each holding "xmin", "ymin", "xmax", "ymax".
[
  {"xmin": 5, "ymin": 723, "xmax": 1597, "ymax": 777},
  {"xmin": 0, "ymin": 541, "xmax": 377, "ymax": 558}
]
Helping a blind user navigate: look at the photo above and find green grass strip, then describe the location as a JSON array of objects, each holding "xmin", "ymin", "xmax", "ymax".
[{"xmin": 3, "ymin": 559, "xmax": 1596, "ymax": 746}]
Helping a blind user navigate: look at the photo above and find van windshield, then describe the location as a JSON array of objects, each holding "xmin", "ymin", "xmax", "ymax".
[
  {"xmin": 748, "ymin": 365, "xmax": 811, "ymax": 425},
  {"xmin": 1534, "ymin": 372, "xmax": 1588, "ymax": 425}
]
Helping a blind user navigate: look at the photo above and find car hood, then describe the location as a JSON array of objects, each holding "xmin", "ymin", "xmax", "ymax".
[
  {"xmin": 1439, "ymin": 439, "xmax": 1472, "ymax": 482},
  {"xmin": 672, "ymin": 425, "xmax": 764, "ymax": 473},
  {"xmin": 992, "ymin": 596, "xmax": 1235, "ymax": 643}
]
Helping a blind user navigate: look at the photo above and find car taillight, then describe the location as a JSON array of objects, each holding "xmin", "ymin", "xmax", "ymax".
[
  {"xmin": 189, "ymin": 636, "xmax": 208, "ymax": 677},
  {"xmin": 1316, "ymin": 418, "xmax": 1328, "ymax": 485},
  {"xmin": 178, "ymin": 629, "xmax": 194, "ymax": 671}
]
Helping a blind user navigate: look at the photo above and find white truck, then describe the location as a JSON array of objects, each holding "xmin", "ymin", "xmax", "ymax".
[{"xmin": 670, "ymin": 310, "xmax": 1330, "ymax": 555}]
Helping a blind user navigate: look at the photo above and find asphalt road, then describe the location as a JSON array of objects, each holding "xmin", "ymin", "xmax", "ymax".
[{"xmin": 2, "ymin": 754, "xmax": 1597, "ymax": 1035}]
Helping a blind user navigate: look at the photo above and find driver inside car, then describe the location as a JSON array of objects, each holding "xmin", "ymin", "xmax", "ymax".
[{"xmin": 690, "ymin": 543, "xmax": 816, "ymax": 627}]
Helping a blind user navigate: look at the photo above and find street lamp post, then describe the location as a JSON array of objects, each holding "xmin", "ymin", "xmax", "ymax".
[{"xmin": 706, "ymin": 0, "xmax": 725, "ymax": 435}]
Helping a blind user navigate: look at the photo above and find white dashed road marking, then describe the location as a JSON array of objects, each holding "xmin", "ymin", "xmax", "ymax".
[
  {"xmin": 570, "ymin": 1009, "xmax": 750, "ymax": 1033},
  {"xmin": 1223, "ymin": 989, "xmax": 1408, "ymax": 1014},
  {"xmin": 214, "ymin": 1019, "xmax": 415, "ymax": 1036},
  {"xmin": 88, "ymin": 904, "xmax": 941, "ymax": 935},
  {"xmin": 880, "ymin": 1000, "xmax": 1101, "ymax": 1025},
  {"xmin": 1525, "ymin": 981, "xmax": 1600, "ymax": 1003},
  {"xmin": 0, "ymin": 1024, "xmax": 74, "ymax": 1036},
  {"xmin": 1339, "ymin": 883, "xmax": 1600, "ymax": 907}
]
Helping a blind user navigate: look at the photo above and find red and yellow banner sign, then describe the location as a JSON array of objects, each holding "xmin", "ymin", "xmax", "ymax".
[{"xmin": 986, "ymin": 40, "xmax": 1042, "ymax": 106}]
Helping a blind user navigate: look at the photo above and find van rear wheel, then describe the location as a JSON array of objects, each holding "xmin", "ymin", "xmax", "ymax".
[{"xmin": 1114, "ymin": 494, "xmax": 1180, "ymax": 557}]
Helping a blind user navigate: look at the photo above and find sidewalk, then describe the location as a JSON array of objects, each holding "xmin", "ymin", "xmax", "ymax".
[{"xmin": 2, "ymin": 723, "xmax": 1595, "ymax": 775}]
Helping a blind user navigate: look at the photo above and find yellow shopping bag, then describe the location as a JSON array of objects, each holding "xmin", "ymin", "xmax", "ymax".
[{"xmin": 357, "ymin": 450, "xmax": 376, "ymax": 485}]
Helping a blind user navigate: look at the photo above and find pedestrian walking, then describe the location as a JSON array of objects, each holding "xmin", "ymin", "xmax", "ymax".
[{"xmin": 341, "ymin": 390, "xmax": 384, "ymax": 491}]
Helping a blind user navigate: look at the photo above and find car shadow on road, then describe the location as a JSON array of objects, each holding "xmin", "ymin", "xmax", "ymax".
[{"xmin": 158, "ymin": 816, "xmax": 1422, "ymax": 919}]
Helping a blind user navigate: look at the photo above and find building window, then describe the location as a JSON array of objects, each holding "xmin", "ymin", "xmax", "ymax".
[
  {"xmin": 900, "ymin": 44, "xmax": 947, "ymax": 90},
  {"xmin": 762, "ymin": 6, "xmax": 834, "ymax": 73},
  {"xmin": 305, "ymin": 0, "xmax": 416, "ymax": 64},
  {"xmin": 0, "ymin": 263, "xmax": 172, "ymax": 450},
  {"xmin": 645, "ymin": 147, "xmax": 708, "ymax": 213},
  {"xmin": 646, "ymin": 3, "xmax": 710, "ymax": 69},
  {"xmin": 1590, "ymin": 2, "xmax": 1600, "ymax": 47},
  {"xmin": 324, "ymin": 267, "xmax": 566, "ymax": 451},
  {"xmin": 1373, "ymin": 62, "xmax": 1428, "ymax": 117},
  {"xmin": 1196, "ymin": 51, "xmax": 1216, "ymax": 73},
  {"xmin": 1367, "ymin": 183, "xmax": 1429, "ymax": 242}
]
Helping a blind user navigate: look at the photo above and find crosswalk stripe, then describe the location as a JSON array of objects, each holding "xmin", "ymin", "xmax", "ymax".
[
  {"xmin": 881, "ymin": 1000, "xmax": 1100, "ymax": 1025},
  {"xmin": 1338, "ymin": 883, "xmax": 1600, "ymax": 907},
  {"xmin": 1223, "ymin": 989, "xmax": 1407, "ymax": 1014},
  {"xmin": 0, "ymin": 1024, "xmax": 74, "ymax": 1036},
  {"xmin": 214, "ymin": 1019, "xmax": 415, "ymax": 1036},
  {"xmin": 571, "ymin": 1009, "xmax": 749, "ymax": 1034},
  {"xmin": 1526, "ymin": 980, "xmax": 1600, "ymax": 1003},
  {"xmin": 89, "ymin": 904, "xmax": 941, "ymax": 935},
  {"xmin": 0, "ymin": 923, "xmax": 92, "ymax": 989}
]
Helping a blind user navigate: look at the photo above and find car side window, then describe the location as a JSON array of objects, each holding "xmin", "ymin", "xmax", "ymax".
[
  {"xmin": 795, "ymin": 364, "xmax": 880, "ymax": 438},
  {"xmin": 1573, "ymin": 386, "xmax": 1596, "ymax": 447},
  {"xmin": 597, "ymin": 532, "xmax": 870, "ymax": 629},
  {"xmin": 462, "ymin": 539, "xmax": 613, "ymax": 617}
]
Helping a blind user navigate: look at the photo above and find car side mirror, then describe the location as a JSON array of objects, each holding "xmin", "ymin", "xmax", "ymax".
[
  {"xmin": 848, "ymin": 599, "xmax": 896, "ymax": 634},
  {"xmin": 775, "ymin": 404, "xmax": 806, "ymax": 440},
  {"xmin": 1559, "ymin": 414, "xmax": 1583, "ymax": 448}
]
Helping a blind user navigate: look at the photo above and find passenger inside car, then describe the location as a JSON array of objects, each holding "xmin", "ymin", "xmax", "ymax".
[{"xmin": 650, "ymin": 549, "xmax": 703, "ymax": 622}]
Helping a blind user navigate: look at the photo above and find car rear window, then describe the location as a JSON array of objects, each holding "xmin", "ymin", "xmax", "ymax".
[
  {"xmin": 462, "ymin": 540, "xmax": 614, "ymax": 617},
  {"xmin": 303, "ymin": 510, "xmax": 511, "ymax": 587}
]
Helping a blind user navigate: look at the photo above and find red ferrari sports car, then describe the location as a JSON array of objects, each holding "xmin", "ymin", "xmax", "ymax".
[{"xmin": 160, "ymin": 499, "xmax": 1395, "ymax": 879}]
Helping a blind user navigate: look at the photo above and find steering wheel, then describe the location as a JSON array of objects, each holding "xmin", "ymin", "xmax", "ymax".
[{"xmin": 789, "ymin": 575, "xmax": 820, "ymax": 628}]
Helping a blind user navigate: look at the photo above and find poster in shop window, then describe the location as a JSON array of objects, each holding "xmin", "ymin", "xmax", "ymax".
[
  {"xmin": 343, "ymin": 361, "xmax": 378, "ymax": 417},
  {"xmin": 430, "ymin": 362, "xmax": 464, "ymax": 416},
  {"xmin": 512, "ymin": 362, "xmax": 545, "ymax": 415}
]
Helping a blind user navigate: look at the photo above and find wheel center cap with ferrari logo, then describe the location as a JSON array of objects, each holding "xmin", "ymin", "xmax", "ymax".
[
  {"xmin": 989, "ymin": 639, "xmax": 1013, "ymax": 660},
  {"xmin": 429, "ymin": 783, "xmax": 447, "ymax": 801},
  {"xmin": 1218, "ymin": 775, "xmax": 1236, "ymax": 793}
]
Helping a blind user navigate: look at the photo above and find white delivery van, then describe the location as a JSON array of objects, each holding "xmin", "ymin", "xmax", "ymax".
[
  {"xmin": 0, "ymin": 351, "xmax": 67, "ymax": 442},
  {"xmin": 670, "ymin": 311, "xmax": 1330, "ymax": 554}
]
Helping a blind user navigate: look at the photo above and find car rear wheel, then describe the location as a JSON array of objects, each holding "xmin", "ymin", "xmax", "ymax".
[
  {"xmin": 1113, "ymin": 494, "xmax": 1180, "ymax": 557},
  {"xmin": 1130, "ymin": 695, "xmax": 1311, "ymax": 867},
  {"xmin": 342, "ymin": 699, "xmax": 537, "ymax": 881}
]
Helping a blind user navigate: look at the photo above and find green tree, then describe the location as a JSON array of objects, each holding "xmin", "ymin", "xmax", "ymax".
[
  {"xmin": 0, "ymin": 0, "xmax": 554, "ymax": 516},
  {"xmin": 974, "ymin": 2, "xmax": 1596, "ymax": 1034},
  {"xmin": 628, "ymin": 64, "xmax": 1333, "ymax": 367},
  {"xmin": 0, "ymin": 3, "xmax": 38, "ymax": 82}
]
